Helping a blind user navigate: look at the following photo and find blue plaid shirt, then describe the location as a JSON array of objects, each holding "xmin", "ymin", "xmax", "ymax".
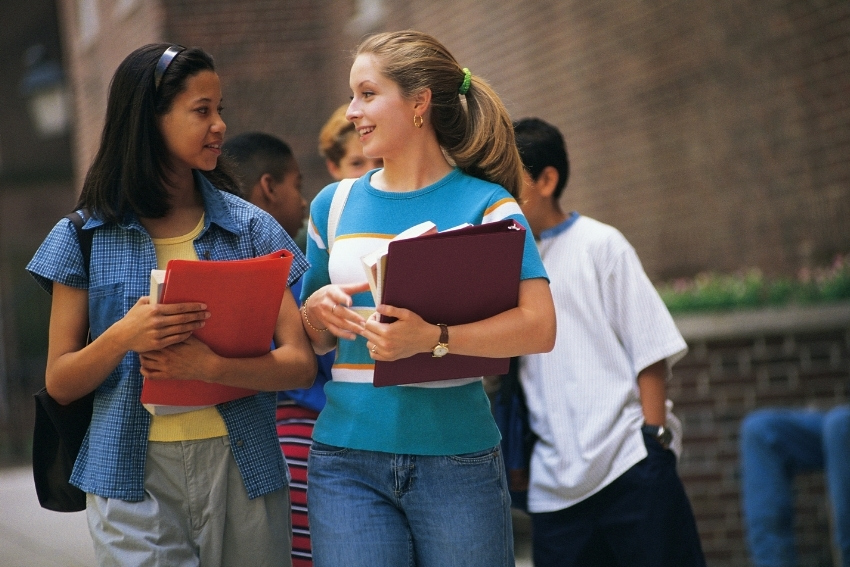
[{"xmin": 27, "ymin": 171, "xmax": 309, "ymax": 501}]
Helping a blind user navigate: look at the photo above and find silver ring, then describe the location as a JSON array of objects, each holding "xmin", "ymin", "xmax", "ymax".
[
  {"xmin": 371, "ymin": 345, "xmax": 377, "ymax": 354},
  {"xmin": 332, "ymin": 304, "xmax": 337, "ymax": 315}
]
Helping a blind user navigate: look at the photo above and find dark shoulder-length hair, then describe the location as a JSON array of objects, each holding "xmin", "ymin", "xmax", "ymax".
[{"xmin": 76, "ymin": 43, "xmax": 238, "ymax": 223}]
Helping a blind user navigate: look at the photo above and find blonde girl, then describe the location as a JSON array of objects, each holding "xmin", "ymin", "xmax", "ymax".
[{"xmin": 299, "ymin": 30, "xmax": 555, "ymax": 567}]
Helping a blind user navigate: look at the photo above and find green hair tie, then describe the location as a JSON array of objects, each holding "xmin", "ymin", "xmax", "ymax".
[{"xmin": 459, "ymin": 68, "xmax": 472, "ymax": 95}]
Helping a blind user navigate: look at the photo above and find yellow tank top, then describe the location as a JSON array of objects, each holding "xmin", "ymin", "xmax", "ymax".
[{"xmin": 147, "ymin": 214, "xmax": 229, "ymax": 441}]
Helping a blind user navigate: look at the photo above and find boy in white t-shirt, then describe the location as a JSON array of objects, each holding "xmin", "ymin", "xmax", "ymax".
[{"xmin": 513, "ymin": 117, "xmax": 706, "ymax": 567}]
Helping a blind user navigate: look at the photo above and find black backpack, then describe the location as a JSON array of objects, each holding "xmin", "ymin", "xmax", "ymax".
[{"xmin": 32, "ymin": 210, "xmax": 94, "ymax": 512}]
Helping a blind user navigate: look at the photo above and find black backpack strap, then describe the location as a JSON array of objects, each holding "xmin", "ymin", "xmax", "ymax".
[{"xmin": 65, "ymin": 209, "xmax": 93, "ymax": 277}]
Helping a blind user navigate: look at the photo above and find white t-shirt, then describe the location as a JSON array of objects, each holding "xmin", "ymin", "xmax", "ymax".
[{"xmin": 519, "ymin": 214, "xmax": 687, "ymax": 513}]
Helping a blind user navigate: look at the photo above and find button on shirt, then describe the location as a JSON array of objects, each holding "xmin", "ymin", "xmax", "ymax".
[{"xmin": 27, "ymin": 171, "xmax": 309, "ymax": 501}]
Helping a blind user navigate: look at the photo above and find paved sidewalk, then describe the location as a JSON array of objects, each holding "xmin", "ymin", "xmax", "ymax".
[
  {"xmin": 0, "ymin": 466, "xmax": 94, "ymax": 567},
  {"xmin": 0, "ymin": 467, "xmax": 531, "ymax": 567},
  {"xmin": 1, "ymin": 464, "xmax": 532, "ymax": 566}
]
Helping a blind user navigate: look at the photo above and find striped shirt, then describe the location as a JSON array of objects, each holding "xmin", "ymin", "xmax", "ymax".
[
  {"xmin": 519, "ymin": 214, "xmax": 687, "ymax": 513},
  {"xmin": 302, "ymin": 168, "xmax": 548, "ymax": 455},
  {"xmin": 26, "ymin": 171, "xmax": 308, "ymax": 501}
]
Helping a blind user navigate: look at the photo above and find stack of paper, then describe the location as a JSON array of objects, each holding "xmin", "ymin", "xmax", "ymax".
[{"xmin": 361, "ymin": 221, "xmax": 437, "ymax": 305}]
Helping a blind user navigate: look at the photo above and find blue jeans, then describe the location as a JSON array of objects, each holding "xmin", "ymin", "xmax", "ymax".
[
  {"xmin": 307, "ymin": 442, "xmax": 514, "ymax": 567},
  {"xmin": 740, "ymin": 406, "xmax": 850, "ymax": 567}
]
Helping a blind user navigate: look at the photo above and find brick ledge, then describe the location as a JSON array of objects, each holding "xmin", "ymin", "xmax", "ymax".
[{"xmin": 673, "ymin": 301, "xmax": 850, "ymax": 341}]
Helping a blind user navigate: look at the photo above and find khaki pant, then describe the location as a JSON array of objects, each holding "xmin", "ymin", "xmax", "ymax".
[{"xmin": 86, "ymin": 436, "xmax": 292, "ymax": 567}]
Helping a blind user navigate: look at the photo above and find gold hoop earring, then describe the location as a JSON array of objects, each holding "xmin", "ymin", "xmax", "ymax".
[{"xmin": 413, "ymin": 115, "xmax": 423, "ymax": 128}]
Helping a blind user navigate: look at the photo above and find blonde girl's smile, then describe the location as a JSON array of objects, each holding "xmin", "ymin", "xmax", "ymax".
[{"xmin": 346, "ymin": 54, "xmax": 418, "ymax": 162}]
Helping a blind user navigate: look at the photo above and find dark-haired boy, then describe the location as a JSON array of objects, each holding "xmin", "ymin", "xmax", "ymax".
[
  {"xmin": 513, "ymin": 118, "xmax": 705, "ymax": 567},
  {"xmin": 223, "ymin": 131, "xmax": 307, "ymax": 242}
]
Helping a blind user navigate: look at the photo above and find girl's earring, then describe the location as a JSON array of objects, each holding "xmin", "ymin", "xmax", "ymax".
[{"xmin": 413, "ymin": 115, "xmax": 423, "ymax": 128}]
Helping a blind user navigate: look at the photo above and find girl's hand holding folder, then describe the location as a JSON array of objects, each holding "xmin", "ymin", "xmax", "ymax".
[
  {"xmin": 139, "ymin": 335, "xmax": 215, "ymax": 382},
  {"xmin": 362, "ymin": 304, "xmax": 437, "ymax": 362}
]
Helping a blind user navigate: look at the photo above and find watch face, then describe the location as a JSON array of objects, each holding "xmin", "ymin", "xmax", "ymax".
[
  {"xmin": 658, "ymin": 427, "xmax": 673, "ymax": 448},
  {"xmin": 642, "ymin": 424, "xmax": 673, "ymax": 449},
  {"xmin": 432, "ymin": 344, "xmax": 449, "ymax": 357}
]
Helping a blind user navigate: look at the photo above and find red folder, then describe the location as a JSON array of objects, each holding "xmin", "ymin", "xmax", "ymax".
[
  {"xmin": 373, "ymin": 219, "xmax": 525, "ymax": 387},
  {"xmin": 140, "ymin": 249, "xmax": 294, "ymax": 411}
]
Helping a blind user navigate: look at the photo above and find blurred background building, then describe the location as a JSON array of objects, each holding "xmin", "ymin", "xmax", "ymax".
[
  {"xmin": 0, "ymin": 0, "xmax": 76, "ymax": 468},
  {"xmin": 1, "ymin": 1, "xmax": 848, "ymax": 565}
]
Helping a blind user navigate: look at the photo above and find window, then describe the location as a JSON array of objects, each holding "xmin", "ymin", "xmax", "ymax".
[{"xmin": 77, "ymin": 0, "xmax": 99, "ymax": 46}]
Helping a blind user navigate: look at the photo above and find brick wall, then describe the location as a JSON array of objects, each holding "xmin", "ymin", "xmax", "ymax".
[
  {"xmin": 56, "ymin": 0, "xmax": 165, "ymax": 186},
  {"xmin": 160, "ymin": 0, "xmax": 353, "ymax": 198},
  {"xmin": 55, "ymin": 0, "xmax": 849, "ymax": 281},
  {"xmin": 382, "ymin": 0, "xmax": 850, "ymax": 280},
  {"xmin": 672, "ymin": 304, "xmax": 850, "ymax": 566},
  {"xmin": 57, "ymin": 0, "xmax": 363, "ymax": 202}
]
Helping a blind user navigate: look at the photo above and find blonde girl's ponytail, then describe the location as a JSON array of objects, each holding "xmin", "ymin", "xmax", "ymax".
[
  {"xmin": 355, "ymin": 30, "xmax": 525, "ymax": 198},
  {"xmin": 450, "ymin": 73, "xmax": 524, "ymax": 198}
]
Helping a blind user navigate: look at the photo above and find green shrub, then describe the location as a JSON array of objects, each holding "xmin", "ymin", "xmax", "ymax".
[{"xmin": 657, "ymin": 254, "xmax": 850, "ymax": 313}]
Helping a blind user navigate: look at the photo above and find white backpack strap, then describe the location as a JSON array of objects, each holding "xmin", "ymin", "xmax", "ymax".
[{"xmin": 327, "ymin": 178, "xmax": 355, "ymax": 253}]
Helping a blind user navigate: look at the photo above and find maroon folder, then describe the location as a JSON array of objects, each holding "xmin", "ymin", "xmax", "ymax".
[{"xmin": 373, "ymin": 219, "xmax": 526, "ymax": 387}]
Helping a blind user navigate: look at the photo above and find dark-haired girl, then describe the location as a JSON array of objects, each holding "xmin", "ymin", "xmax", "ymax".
[{"xmin": 27, "ymin": 44, "xmax": 314, "ymax": 566}]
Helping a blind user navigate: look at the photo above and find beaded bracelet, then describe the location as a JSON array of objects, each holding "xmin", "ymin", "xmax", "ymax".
[{"xmin": 302, "ymin": 295, "xmax": 328, "ymax": 332}]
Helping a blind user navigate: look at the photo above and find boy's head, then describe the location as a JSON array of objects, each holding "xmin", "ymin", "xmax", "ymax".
[
  {"xmin": 222, "ymin": 132, "xmax": 306, "ymax": 237},
  {"xmin": 319, "ymin": 103, "xmax": 383, "ymax": 180},
  {"xmin": 513, "ymin": 118, "xmax": 570, "ymax": 200}
]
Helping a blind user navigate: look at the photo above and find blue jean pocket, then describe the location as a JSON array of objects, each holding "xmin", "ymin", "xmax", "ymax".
[
  {"xmin": 310, "ymin": 440, "xmax": 349, "ymax": 456},
  {"xmin": 448, "ymin": 445, "xmax": 500, "ymax": 465}
]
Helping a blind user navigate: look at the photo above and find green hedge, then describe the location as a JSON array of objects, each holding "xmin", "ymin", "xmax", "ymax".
[{"xmin": 657, "ymin": 254, "xmax": 850, "ymax": 314}]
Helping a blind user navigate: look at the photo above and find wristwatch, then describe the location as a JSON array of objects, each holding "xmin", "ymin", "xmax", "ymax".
[
  {"xmin": 642, "ymin": 423, "xmax": 673, "ymax": 449},
  {"xmin": 431, "ymin": 324, "xmax": 449, "ymax": 358}
]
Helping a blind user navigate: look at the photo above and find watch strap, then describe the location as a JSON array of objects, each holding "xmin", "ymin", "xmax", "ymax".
[
  {"xmin": 437, "ymin": 324, "xmax": 448, "ymax": 345},
  {"xmin": 641, "ymin": 423, "xmax": 672, "ymax": 449}
]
